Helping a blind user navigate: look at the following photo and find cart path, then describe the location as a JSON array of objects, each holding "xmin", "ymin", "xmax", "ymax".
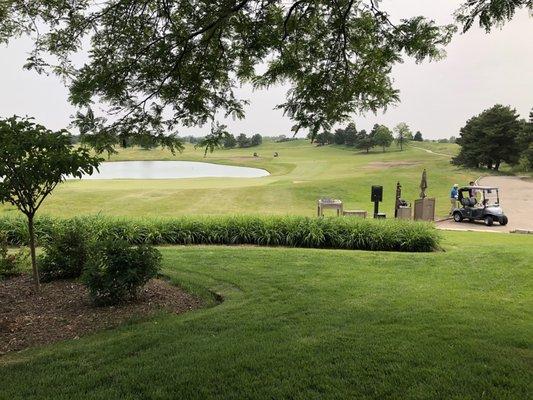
[
  {"xmin": 410, "ymin": 145, "xmax": 453, "ymax": 158},
  {"xmin": 436, "ymin": 176, "xmax": 533, "ymax": 233}
]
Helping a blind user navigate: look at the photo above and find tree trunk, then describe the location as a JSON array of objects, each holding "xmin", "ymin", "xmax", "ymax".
[
  {"xmin": 495, "ymin": 161, "xmax": 500, "ymax": 171},
  {"xmin": 27, "ymin": 214, "xmax": 40, "ymax": 290}
]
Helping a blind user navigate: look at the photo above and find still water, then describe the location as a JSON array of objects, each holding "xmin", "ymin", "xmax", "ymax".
[{"xmin": 75, "ymin": 161, "xmax": 270, "ymax": 180}]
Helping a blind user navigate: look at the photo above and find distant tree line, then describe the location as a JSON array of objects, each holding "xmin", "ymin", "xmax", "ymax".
[
  {"xmin": 223, "ymin": 133, "xmax": 263, "ymax": 149},
  {"xmin": 70, "ymin": 132, "xmax": 266, "ymax": 151},
  {"xmin": 453, "ymin": 105, "xmax": 533, "ymax": 171},
  {"xmin": 272, "ymin": 135, "xmax": 300, "ymax": 143},
  {"xmin": 174, "ymin": 132, "xmax": 264, "ymax": 149},
  {"xmin": 430, "ymin": 137, "xmax": 457, "ymax": 144},
  {"xmin": 312, "ymin": 122, "xmax": 421, "ymax": 152}
]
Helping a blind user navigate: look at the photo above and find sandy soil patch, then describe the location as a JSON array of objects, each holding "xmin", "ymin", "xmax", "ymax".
[{"xmin": 0, "ymin": 276, "xmax": 203, "ymax": 355}]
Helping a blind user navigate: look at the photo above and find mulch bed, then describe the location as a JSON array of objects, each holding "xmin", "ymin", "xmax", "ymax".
[{"xmin": 0, "ymin": 275, "xmax": 203, "ymax": 355}]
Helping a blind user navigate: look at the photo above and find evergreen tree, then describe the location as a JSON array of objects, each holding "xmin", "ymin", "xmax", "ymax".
[
  {"xmin": 517, "ymin": 108, "xmax": 533, "ymax": 170},
  {"xmin": 369, "ymin": 124, "xmax": 381, "ymax": 138},
  {"xmin": 413, "ymin": 131, "xmax": 423, "ymax": 141},
  {"xmin": 344, "ymin": 123, "xmax": 358, "ymax": 147},
  {"xmin": 452, "ymin": 104, "xmax": 522, "ymax": 170},
  {"xmin": 333, "ymin": 128, "xmax": 346, "ymax": 145}
]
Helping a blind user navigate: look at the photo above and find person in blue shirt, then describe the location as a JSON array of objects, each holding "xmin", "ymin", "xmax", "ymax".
[{"xmin": 450, "ymin": 184, "xmax": 459, "ymax": 215}]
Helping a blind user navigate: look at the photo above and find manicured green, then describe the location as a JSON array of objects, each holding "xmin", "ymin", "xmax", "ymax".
[
  {"xmin": 1, "ymin": 231, "xmax": 531, "ymax": 399},
  {"xmin": 0, "ymin": 140, "xmax": 476, "ymax": 219},
  {"xmin": 0, "ymin": 215, "xmax": 440, "ymax": 252}
]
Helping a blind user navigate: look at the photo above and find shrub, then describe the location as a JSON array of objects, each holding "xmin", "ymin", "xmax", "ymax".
[
  {"xmin": 0, "ymin": 215, "xmax": 440, "ymax": 252},
  {"xmin": 39, "ymin": 224, "xmax": 91, "ymax": 282},
  {"xmin": 82, "ymin": 239, "xmax": 162, "ymax": 306},
  {"xmin": 0, "ymin": 231, "xmax": 29, "ymax": 279}
]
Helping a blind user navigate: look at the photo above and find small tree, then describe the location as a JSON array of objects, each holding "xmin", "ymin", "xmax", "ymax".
[
  {"xmin": 223, "ymin": 133, "xmax": 237, "ymax": 149},
  {"xmin": 237, "ymin": 133, "xmax": 251, "ymax": 148},
  {"xmin": 314, "ymin": 131, "xmax": 334, "ymax": 145},
  {"xmin": 333, "ymin": 128, "xmax": 346, "ymax": 145},
  {"xmin": 0, "ymin": 116, "xmax": 101, "ymax": 289},
  {"xmin": 394, "ymin": 122, "xmax": 413, "ymax": 151},
  {"xmin": 374, "ymin": 125, "xmax": 394, "ymax": 152},
  {"xmin": 413, "ymin": 131, "xmax": 423, "ymax": 141},
  {"xmin": 355, "ymin": 130, "xmax": 374, "ymax": 153},
  {"xmin": 344, "ymin": 123, "xmax": 358, "ymax": 147},
  {"xmin": 250, "ymin": 134, "xmax": 263, "ymax": 146}
]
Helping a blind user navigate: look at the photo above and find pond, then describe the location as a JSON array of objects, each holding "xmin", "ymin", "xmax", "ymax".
[{"xmin": 75, "ymin": 161, "xmax": 270, "ymax": 180}]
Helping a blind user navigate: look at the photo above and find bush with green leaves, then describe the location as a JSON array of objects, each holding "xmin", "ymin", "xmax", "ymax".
[
  {"xmin": 39, "ymin": 225, "xmax": 91, "ymax": 282},
  {"xmin": 82, "ymin": 239, "xmax": 162, "ymax": 306},
  {"xmin": 0, "ymin": 231, "xmax": 29, "ymax": 279},
  {"xmin": 0, "ymin": 215, "xmax": 440, "ymax": 252}
]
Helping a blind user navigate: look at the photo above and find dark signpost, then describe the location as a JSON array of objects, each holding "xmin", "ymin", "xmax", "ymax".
[{"xmin": 371, "ymin": 185, "xmax": 385, "ymax": 218}]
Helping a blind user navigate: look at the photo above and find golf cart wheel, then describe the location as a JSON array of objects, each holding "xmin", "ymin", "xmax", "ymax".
[
  {"xmin": 453, "ymin": 212, "xmax": 463, "ymax": 222},
  {"xmin": 500, "ymin": 216, "xmax": 508, "ymax": 226},
  {"xmin": 484, "ymin": 215, "xmax": 494, "ymax": 226}
]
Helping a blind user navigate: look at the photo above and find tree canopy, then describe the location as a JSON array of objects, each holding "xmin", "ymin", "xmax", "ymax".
[
  {"xmin": 195, "ymin": 123, "xmax": 231, "ymax": 157},
  {"xmin": 455, "ymin": 0, "xmax": 532, "ymax": 32},
  {"xmin": 0, "ymin": 1, "xmax": 456, "ymax": 146}
]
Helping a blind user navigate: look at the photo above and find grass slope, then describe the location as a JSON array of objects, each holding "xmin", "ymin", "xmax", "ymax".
[
  {"xmin": 1, "ymin": 231, "xmax": 531, "ymax": 399},
  {"xmin": 0, "ymin": 140, "xmax": 474, "ymax": 218}
]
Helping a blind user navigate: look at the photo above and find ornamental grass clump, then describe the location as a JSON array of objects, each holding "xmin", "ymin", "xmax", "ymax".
[{"xmin": 0, "ymin": 215, "xmax": 440, "ymax": 252}]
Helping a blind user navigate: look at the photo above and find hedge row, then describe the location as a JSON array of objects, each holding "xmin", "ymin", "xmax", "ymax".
[{"xmin": 0, "ymin": 215, "xmax": 440, "ymax": 252}]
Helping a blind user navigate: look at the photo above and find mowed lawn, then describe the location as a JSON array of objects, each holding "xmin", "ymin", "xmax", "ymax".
[
  {"xmin": 1, "ymin": 231, "xmax": 531, "ymax": 399},
  {"xmin": 0, "ymin": 140, "xmax": 472, "ymax": 219}
]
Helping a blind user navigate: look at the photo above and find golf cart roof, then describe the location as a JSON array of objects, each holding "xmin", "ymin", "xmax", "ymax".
[{"xmin": 460, "ymin": 186, "xmax": 499, "ymax": 191}]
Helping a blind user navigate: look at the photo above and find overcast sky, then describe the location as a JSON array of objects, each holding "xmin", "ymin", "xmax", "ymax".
[{"xmin": 0, "ymin": 1, "xmax": 531, "ymax": 139}]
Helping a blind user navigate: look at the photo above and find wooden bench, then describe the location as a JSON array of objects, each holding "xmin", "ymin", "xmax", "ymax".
[
  {"xmin": 317, "ymin": 198, "xmax": 343, "ymax": 216},
  {"xmin": 343, "ymin": 210, "xmax": 367, "ymax": 218}
]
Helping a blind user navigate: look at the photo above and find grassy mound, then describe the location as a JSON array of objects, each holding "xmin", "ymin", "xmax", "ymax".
[{"xmin": 0, "ymin": 215, "xmax": 439, "ymax": 252}]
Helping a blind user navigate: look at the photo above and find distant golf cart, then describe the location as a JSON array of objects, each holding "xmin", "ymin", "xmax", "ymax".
[{"xmin": 452, "ymin": 186, "xmax": 508, "ymax": 226}]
